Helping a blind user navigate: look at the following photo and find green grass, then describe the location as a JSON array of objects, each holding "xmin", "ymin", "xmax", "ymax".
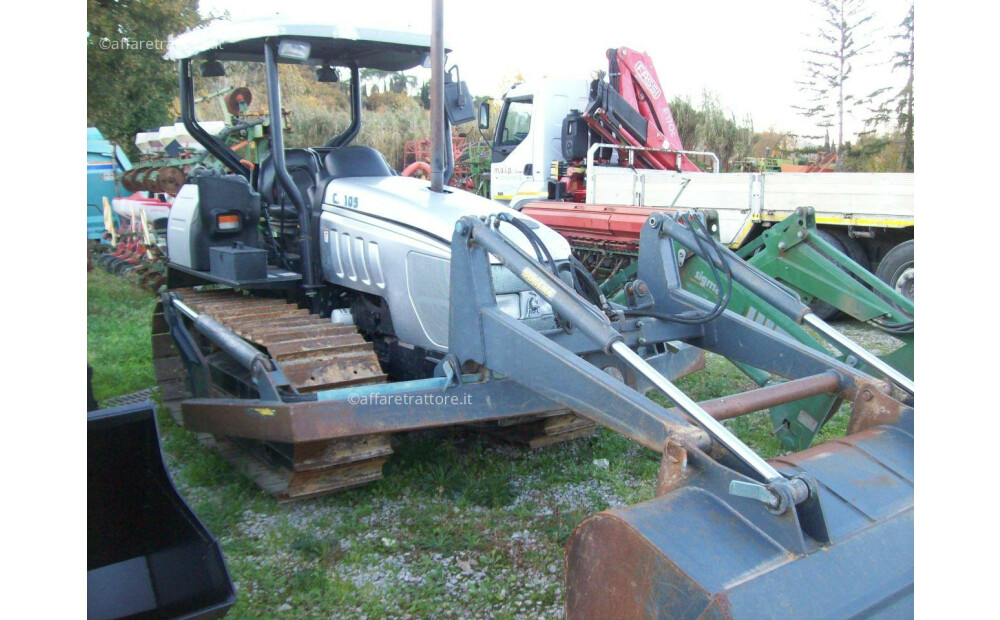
[
  {"xmin": 87, "ymin": 267, "xmax": 157, "ymax": 402},
  {"xmin": 87, "ymin": 269, "xmax": 878, "ymax": 618}
]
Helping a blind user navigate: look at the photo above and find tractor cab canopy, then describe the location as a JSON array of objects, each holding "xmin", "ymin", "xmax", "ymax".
[
  {"xmin": 167, "ymin": 18, "xmax": 447, "ymax": 192},
  {"xmin": 164, "ymin": 18, "xmax": 447, "ymax": 70},
  {"xmin": 166, "ymin": 18, "xmax": 457, "ymax": 294}
]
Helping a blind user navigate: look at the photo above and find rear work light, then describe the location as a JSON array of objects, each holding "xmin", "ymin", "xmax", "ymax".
[{"xmin": 216, "ymin": 213, "xmax": 241, "ymax": 231}]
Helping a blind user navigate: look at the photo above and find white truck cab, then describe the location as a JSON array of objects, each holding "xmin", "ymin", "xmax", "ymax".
[{"xmin": 488, "ymin": 79, "xmax": 590, "ymax": 210}]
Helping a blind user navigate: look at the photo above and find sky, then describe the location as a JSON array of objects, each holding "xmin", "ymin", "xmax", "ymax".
[{"xmin": 197, "ymin": 0, "xmax": 913, "ymax": 144}]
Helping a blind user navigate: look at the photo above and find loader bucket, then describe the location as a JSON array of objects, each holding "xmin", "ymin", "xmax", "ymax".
[
  {"xmin": 88, "ymin": 401, "xmax": 236, "ymax": 620},
  {"xmin": 565, "ymin": 413, "xmax": 913, "ymax": 618}
]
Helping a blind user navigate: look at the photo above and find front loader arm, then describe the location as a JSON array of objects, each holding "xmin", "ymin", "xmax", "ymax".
[
  {"xmin": 449, "ymin": 214, "xmax": 913, "ymax": 617},
  {"xmin": 448, "ymin": 214, "xmax": 908, "ymax": 493}
]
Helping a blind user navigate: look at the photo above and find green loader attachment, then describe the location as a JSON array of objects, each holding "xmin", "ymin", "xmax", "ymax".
[{"xmin": 592, "ymin": 207, "xmax": 913, "ymax": 450}]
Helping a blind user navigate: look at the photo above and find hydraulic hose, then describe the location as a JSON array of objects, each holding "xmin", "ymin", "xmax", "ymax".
[
  {"xmin": 626, "ymin": 214, "xmax": 734, "ymax": 325},
  {"xmin": 656, "ymin": 213, "xmax": 808, "ymax": 322},
  {"xmin": 493, "ymin": 212, "xmax": 609, "ymax": 321},
  {"xmin": 469, "ymin": 218, "xmax": 620, "ymax": 352}
]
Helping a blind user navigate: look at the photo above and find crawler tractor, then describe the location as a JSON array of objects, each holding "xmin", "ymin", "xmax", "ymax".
[{"xmin": 154, "ymin": 6, "xmax": 913, "ymax": 616}]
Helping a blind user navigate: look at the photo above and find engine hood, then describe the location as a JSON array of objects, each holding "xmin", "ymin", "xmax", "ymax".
[{"xmin": 321, "ymin": 176, "xmax": 571, "ymax": 259}]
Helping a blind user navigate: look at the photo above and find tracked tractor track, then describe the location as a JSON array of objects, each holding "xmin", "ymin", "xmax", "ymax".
[
  {"xmin": 153, "ymin": 288, "xmax": 391, "ymax": 501},
  {"xmin": 153, "ymin": 287, "xmax": 597, "ymax": 500}
]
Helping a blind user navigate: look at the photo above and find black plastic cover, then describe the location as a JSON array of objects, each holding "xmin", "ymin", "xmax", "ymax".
[
  {"xmin": 562, "ymin": 111, "xmax": 590, "ymax": 161},
  {"xmin": 210, "ymin": 243, "xmax": 268, "ymax": 282},
  {"xmin": 188, "ymin": 175, "xmax": 261, "ymax": 271}
]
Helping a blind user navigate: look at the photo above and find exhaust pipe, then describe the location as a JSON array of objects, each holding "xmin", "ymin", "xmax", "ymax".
[{"xmin": 430, "ymin": 0, "xmax": 445, "ymax": 192}]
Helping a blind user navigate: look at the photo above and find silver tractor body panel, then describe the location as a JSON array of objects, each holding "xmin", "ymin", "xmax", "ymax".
[{"xmin": 319, "ymin": 176, "xmax": 570, "ymax": 351}]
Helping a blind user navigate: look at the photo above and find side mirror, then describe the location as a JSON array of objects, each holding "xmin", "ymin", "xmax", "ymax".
[
  {"xmin": 478, "ymin": 101, "xmax": 490, "ymax": 130},
  {"xmin": 444, "ymin": 78, "xmax": 476, "ymax": 125}
]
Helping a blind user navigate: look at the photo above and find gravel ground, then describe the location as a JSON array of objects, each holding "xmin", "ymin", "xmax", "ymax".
[{"xmin": 827, "ymin": 316, "xmax": 905, "ymax": 355}]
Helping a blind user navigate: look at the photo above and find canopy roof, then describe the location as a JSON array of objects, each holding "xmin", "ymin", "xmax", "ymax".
[{"xmin": 165, "ymin": 18, "xmax": 446, "ymax": 70}]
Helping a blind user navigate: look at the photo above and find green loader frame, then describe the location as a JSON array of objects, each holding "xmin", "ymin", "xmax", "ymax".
[{"xmin": 601, "ymin": 207, "xmax": 913, "ymax": 450}]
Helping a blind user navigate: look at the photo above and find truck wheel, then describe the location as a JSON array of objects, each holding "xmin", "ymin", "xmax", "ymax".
[
  {"xmin": 875, "ymin": 240, "xmax": 914, "ymax": 317},
  {"xmin": 808, "ymin": 230, "xmax": 846, "ymax": 321},
  {"xmin": 830, "ymin": 230, "xmax": 869, "ymax": 271}
]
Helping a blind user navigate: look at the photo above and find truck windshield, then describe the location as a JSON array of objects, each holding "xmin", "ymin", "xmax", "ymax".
[{"xmin": 497, "ymin": 99, "xmax": 532, "ymax": 147}]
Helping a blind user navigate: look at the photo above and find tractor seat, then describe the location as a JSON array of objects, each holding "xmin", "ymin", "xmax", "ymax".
[
  {"xmin": 257, "ymin": 148, "xmax": 321, "ymax": 213},
  {"xmin": 312, "ymin": 146, "xmax": 395, "ymax": 211},
  {"xmin": 322, "ymin": 145, "xmax": 394, "ymax": 180}
]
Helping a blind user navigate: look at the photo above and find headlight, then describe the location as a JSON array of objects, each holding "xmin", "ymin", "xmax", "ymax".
[
  {"xmin": 519, "ymin": 291, "xmax": 552, "ymax": 319},
  {"xmin": 496, "ymin": 291, "xmax": 552, "ymax": 320}
]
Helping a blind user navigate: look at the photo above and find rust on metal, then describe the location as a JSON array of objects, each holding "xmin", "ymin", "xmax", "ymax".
[
  {"xmin": 847, "ymin": 379, "xmax": 907, "ymax": 435},
  {"xmin": 155, "ymin": 166, "xmax": 186, "ymax": 195},
  {"xmin": 151, "ymin": 300, "xmax": 190, "ymax": 424},
  {"xmin": 564, "ymin": 509, "xmax": 732, "ymax": 620},
  {"xmin": 696, "ymin": 371, "xmax": 843, "ymax": 421},
  {"xmin": 291, "ymin": 434, "xmax": 393, "ymax": 471},
  {"xmin": 180, "ymin": 378, "xmax": 568, "ymax": 444},
  {"xmin": 655, "ymin": 436, "xmax": 692, "ymax": 496},
  {"xmin": 650, "ymin": 372, "xmax": 845, "ymax": 494},
  {"xmin": 209, "ymin": 435, "xmax": 388, "ymax": 502},
  {"xmin": 166, "ymin": 287, "xmax": 600, "ymax": 496},
  {"xmin": 475, "ymin": 410, "xmax": 596, "ymax": 448},
  {"xmin": 264, "ymin": 335, "xmax": 371, "ymax": 360},
  {"xmin": 570, "ymin": 415, "xmax": 914, "ymax": 618},
  {"xmin": 158, "ymin": 288, "xmax": 391, "ymax": 499}
]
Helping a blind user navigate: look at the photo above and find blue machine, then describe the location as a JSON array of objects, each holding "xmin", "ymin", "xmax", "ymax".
[{"xmin": 87, "ymin": 127, "xmax": 131, "ymax": 241}]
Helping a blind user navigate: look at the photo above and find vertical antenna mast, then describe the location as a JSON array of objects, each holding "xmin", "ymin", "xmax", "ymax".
[{"xmin": 430, "ymin": 0, "xmax": 445, "ymax": 192}]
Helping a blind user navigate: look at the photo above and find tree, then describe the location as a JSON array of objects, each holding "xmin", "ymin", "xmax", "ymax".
[
  {"xmin": 87, "ymin": 0, "xmax": 203, "ymax": 158},
  {"xmin": 359, "ymin": 69, "xmax": 391, "ymax": 93},
  {"xmin": 693, "ymin": 92, "xmax": 755, "ymax": 168},
  {"xmin": 751, "ymin": 129, "xmax": 797, "ymax": 160},
  {"xmin": 668, "ymin": 96, "xmax": 699, "ymax": 150},
  {"xmin": 875, "ymin": 3, "xmax": 913, "ymax": 171},
  {"xmin": 668, "ymin": 91, "xmax": 754, "ymax": 169},
  {"xmin": 666, "ymin": 93, "xmax": 755, "ymax": 169},
  {"xmin": 389, "ymin": 72, "xmax": 417, "ymax": 95},
  {"xmin": 794, "ymin": 0, "xmax": 878, "ymax": 170},
  {"xmin": 417, "ymin": 80, "xmax": 430, "ymax": 109},
  {"xmin": 894, "ymin": 5, "xmax": 914, "ymax": 170}
]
